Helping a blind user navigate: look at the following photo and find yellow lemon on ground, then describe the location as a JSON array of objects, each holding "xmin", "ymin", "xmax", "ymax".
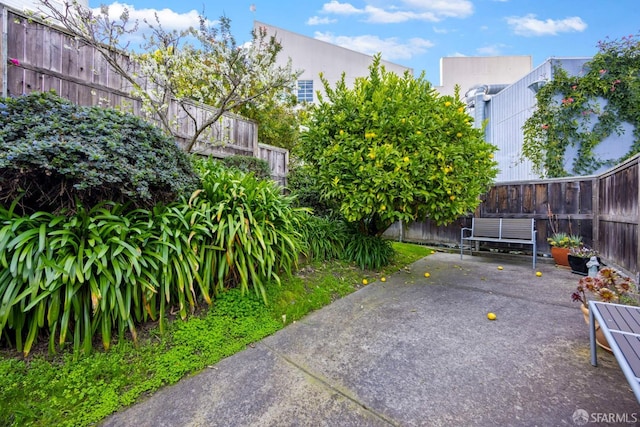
[
  {"xmin": 381, "ymin": 277, "xmax": 386, "ymax": 282},
  {"xmin": 536, "ymin": 271, "xmax": 543, "ymax": 277},
  {"xmin": 431, "ymin": 250, "xmax": 435, "ymax": 254},
  {"xmin": 424, "ymin": 272, "xmax": 430, "ymax": 278},
  {"xmin": 362, "ymin": 279, "xmax": 368, "ymax": 285},
  {"xmin": 497, "ymin": 266, "xmax": 503, "ymax": 270},
  {"xmin": 487, "ymin": 312, "xmax": 497, "ymax": 320}
]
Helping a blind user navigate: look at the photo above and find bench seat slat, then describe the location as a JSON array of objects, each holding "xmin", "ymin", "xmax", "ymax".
[
  {"xmin": 590, "ymin": 302, "xmax": 640, "ymax": 403},
  {"xmin": 464, "ymin": 237, "xmax": 534, "ymax": 245},
  {"xmin": 610, "ymin": 332, "xmax": 640, "ymax": 379},
  {"xmin": 600, "ymin": 304, "xmax": 640, "ymax": 334}
]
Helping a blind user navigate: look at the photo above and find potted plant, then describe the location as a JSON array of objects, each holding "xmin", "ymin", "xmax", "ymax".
[
  {"xmin": 571, "ymin": 267, "xmax": 638, "ymax": 351},
  {"xmin": 547, "ymin": 232, "xmax": 582, "ymax": 267},
  {"xmin": 567, "ymin": 246, "xmax": 601, "ymax": 275}
]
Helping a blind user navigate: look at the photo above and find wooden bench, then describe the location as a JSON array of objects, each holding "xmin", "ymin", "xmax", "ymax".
[
  {"xmin": 460, "ymin": 218, "xmax": 537, "ymax": 269},
  {"xmin": 589, "ymin": 301, "xmax": 640, "ymax": 403}
]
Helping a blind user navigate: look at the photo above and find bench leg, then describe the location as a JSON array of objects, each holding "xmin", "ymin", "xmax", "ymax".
[{"xmin": 589, "ymin": 305, "xmax": 597, "ymax": 367}]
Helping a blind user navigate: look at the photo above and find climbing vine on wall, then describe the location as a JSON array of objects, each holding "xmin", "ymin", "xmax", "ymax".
[{"xmin": 522, "ymin": 33, "xmax": 640, "ymax": 177}]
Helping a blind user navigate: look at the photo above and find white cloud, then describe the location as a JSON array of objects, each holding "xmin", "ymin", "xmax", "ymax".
[
  {"xmin": 96, "ymin": 2, "xmax": 202, "ymax": 33},
  {"xmin": 314, "ymin": 31, "xmax": 434, "ymax": 61},
  {"xmin": 87, "ymin": 2, "xmax": 214, "ymax": 49},
  {"xmin": 307, "ymin": 16, "xmax": 338, "ymax": 25},
  {"xmin": 317, "ymin": 0, "xmax": 472, "ymax": 24},
  {"xmin": 363, "ymin": 5, "xmax": 438, "ymax": 23},
  {"xmin": 506, "ymin": 14, "xmax": 587, "ymax": 36},
  {"xmin": 321, "ymin": 1, "xmax": 364, "ymax": 15},
  {"xmin": 400, "ymin": 0, "xmax": 473, "ymax": 19},
  {"xmin": 476, "ymin": 44, "xmax": 507, "ymax": 56},
  {"xmin": 432, "ymin": 26, "xmax": 452, "ymax": 34}
]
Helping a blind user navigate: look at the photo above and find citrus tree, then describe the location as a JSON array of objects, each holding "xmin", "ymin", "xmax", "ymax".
[{"xmin": 297, "ymin": 55, "xmax": 498, "ymax": 236}]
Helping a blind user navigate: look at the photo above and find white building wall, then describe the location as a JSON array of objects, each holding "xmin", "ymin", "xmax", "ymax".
[
  {"xmin": 436, "ymin": 56, "xmax": 532, "ymax": 97},
  {"xmin": 255, "ymin": 21, "xmax": 412, "ymax": 104}
]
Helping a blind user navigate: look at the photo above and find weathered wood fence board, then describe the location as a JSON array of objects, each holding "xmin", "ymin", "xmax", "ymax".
[
  {"xmin": 596, "ymin": 158, "xmax": 639, "ymax": 275},
  {"xmin": 0, "ymin": 6, "xmax": 288, "ymax": 183},
  {"xmin": 258, "ymin": 143, "xmax": 289, "ymax": 187}
]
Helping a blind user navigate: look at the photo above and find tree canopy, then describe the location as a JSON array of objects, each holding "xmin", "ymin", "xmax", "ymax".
[
  {"xmin": 297, "ymin": 56, "xmax": 498, "ymax": 236},
  {"xmin": 39, "ymin": 2, "xmax": 301, "ymax": 153}
]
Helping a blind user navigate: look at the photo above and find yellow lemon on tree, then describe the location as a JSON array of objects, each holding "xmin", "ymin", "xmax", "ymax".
[
  {"xmin": 424, "ymin": 272, "xmax": 430, "ymax": 278},
  {"xmin": 536, "ymin": 271, "xmax": 543, "ymax": 277},
  {"xmin": 487, "ymin": 312, "xmax": 497, "ymax": 320}
]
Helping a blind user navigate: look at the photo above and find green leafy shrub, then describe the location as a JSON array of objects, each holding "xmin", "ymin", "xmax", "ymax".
[
  {"xmin": 344, "ymin": 233, "xmax": 395, "ymax": 270},
  {"xmin": 192, "ymin": 158, "xmax": 308, "ymax": 302},
  {"xmin": 0, "ymin": 158, "xmax": 311, "ymax": 356},
  {"xmin": 219, "ymin": 155, "xmax": 272, "ymax": 180},
  {"xmin": 287, "ymin": 162, "xmax": 340, "ymax": 217},
  {"xmin": 298, "ymin": 215, "xmax": 349, "ymax": 261},
  {"xmin": 0, "ymin": 198, "xmax": 223, "ymax": 356},
  {"xmin": 0, "ymin": 91, "xmax": 198, "ymax": 214}
]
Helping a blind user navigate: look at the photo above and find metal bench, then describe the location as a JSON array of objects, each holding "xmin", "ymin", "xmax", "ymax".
[
  {"xmin": 460, "ymin": 218, "xmax": 537, "ymax": 269},
  {"xmin": 589, "ymin": 301, "xmax": 640, "ymax": 403}
]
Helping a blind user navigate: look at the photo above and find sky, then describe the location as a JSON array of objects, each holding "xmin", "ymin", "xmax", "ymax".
[{"xmin": 87, "ymin": 0, "xmax": 639, "ymax": 85}]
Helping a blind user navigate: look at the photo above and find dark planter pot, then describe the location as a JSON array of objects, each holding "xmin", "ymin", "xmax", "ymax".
[{"xmin": 568, "ymin": 255, "xmax": 601, "ymax": 276}]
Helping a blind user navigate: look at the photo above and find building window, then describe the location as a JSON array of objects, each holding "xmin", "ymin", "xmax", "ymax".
[{"xmin": 297, "ymin": 80, "xmax": 313, "ymax": 103}]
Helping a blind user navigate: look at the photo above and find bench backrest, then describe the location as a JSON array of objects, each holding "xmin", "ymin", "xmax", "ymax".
[{"xmin": 472, "ymin": 218, "xmax": 535, "ymax": 240}]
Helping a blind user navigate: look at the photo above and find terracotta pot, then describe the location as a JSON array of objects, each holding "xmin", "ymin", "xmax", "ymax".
[
  {"xmin": 580, "ymin": 304, "xmax": 611, "ymax": 352},
  {"xmin": 551, "ymin": 247, "xmax": 570, "ymax": 267}
]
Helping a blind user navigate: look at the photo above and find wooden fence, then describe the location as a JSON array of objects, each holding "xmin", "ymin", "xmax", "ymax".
[
  {"xmin": 0, "ymin": 6, "xmax": 288, "ymax": 183},
  {"xmin": 386, "ymin": 154, "xmax": 640, "ymax": 279}
]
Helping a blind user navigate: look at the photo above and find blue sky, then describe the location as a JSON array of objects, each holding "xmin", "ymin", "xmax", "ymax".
[{"xmin": 88, "ymin": 0, "xmax": 639, "ymax": 84}]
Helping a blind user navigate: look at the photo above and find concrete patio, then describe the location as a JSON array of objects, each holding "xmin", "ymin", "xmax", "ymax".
[{"xmin": 102, "ymin": 252, "xmax": 639, "ymax": 426}]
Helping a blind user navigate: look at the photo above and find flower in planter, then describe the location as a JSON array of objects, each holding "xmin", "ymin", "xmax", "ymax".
[
  {"xmin": 569, "ymin": 246, "xmax": 598, "ymax": 258},
  {"xmin": 547, "ymin": 232, "xmax": 582, "ymax": 248},
  {"xmin": 571, "ymin": 267, "xmax": 638, "ymax": 308}
]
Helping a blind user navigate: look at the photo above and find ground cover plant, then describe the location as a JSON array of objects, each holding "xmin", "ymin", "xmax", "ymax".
[{"xmin": 0, "ymin": 242, "xmax": 433, "ymax": 427}]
